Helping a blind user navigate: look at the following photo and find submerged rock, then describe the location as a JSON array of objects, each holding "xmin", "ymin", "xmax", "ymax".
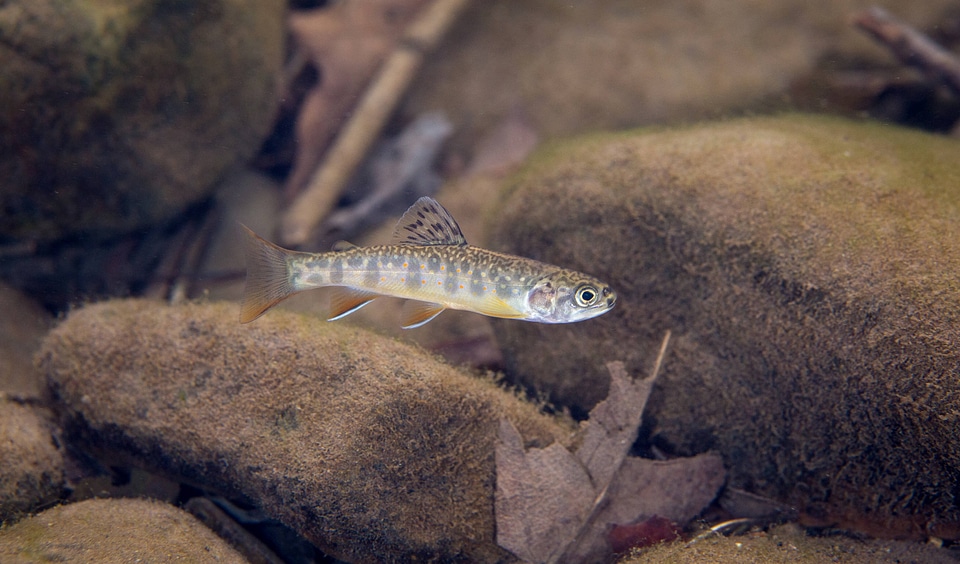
[
  {"xmin": 38, "ymin": 299, "xmax": 572, "ymax": 562},
  {"xmin": 489, "ymin": 115, "xmax": 960, "ymax": 539},
  {"xmin": 403, "ymin": 1, "xmax": 956, "ymax": 150},
  {"xmin": 0, "ymin": 401, "xmax": 64, "ymax": 524},
  {"xmin": 621, "ymin": 523, "xmax": 957, "ymax": 564},
  {"xmin": 0, "ymin": 0, "xmax": 284, "ymax": 242},
  {"xmin": 0, "ymin": 498, "xmax": 246, "ymax": 562}
]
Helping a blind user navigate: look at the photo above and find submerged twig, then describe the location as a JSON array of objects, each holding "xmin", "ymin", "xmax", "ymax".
[
  {"xmin": 853, "ymin": 6, "xmax": 960, "ymax": 97},
  {"xmin": 169, "ymin": 206, "xmax": 220, "ymax": 304},
  {"xmin": 320, "ymin": 111, "xmax": 452, "ymax": 238},
  {"xmin": 280, "ymin": 0, "xmax": 470, "ymax": 246},
  {"xmin": 684, "ymin": 518, "xmax": 755, "ymax": 548}
]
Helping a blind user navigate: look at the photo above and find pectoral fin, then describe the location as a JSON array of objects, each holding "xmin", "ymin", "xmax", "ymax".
[
  {"xmin": 474, "ymin": 296, "xmax": 525, "ymax": 320},
  {"xmin": 400, "ymin": 300, "xmax": 446, "ymax": 329},
  {"xmin": 328, "ymin": 287, "xmax": 379, "ymax": 321}
]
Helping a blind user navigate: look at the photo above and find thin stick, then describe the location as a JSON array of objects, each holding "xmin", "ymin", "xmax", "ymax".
[
  {"xmin": 684, "ymin": 518, "xmax": 755, "ymax": 548},
  {"xmin": 853, "ymin": 6, "xmax": 960, "ymax": 97},
  {"xmin": 280, "ymin": 0, "xmax": 470, "ymax": 246}
]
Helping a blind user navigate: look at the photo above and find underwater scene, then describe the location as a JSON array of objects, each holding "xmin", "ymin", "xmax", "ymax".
[{"xmin": 2, "ymin": 1, "xmax": 960, "ymax": 562}]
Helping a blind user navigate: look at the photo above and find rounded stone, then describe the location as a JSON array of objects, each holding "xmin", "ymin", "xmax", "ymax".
[
  {"xmin": 0, "ymin": 497, "xmax": 247, "ymax": 562},
  {"xmin": 38, "ymin": 299, "xmax": 572, "ymax": 562},
  {"xmin": 489, "ymin": 115, "xmax": 960, "ymax": 539},
  {"xmin": 0, "ymin": 401, "xmax": 64, "ymax": 524},
  {"xmin": 0, "ymin": 0, "xmax": 284, "ymax": 241}
]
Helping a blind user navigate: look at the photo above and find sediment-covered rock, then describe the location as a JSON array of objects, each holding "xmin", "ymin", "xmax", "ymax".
[
  {"xmin": 0, "ymin": 0, "xmax": 284, "ymax": 242},
  {"xmin": 0, "ymin": 401, "xmax": 64, "ymax": 524},
  {"xmin": 0, "ymin": 498, "xmax": 247, "ymax": 562},
  {"xmin": 38, "ymin": 299, "xmax": 572, "ymax": 562},
  {"xmin": 621, "ymin": 522, "xmax": 957, "ymax": 564},
  {"xmin": 489, "ymin": 115, "xmax": 960, "ymax": 539}
]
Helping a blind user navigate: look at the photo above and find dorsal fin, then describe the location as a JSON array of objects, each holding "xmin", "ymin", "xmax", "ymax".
[{"xmin": 390, "ymin": 197, "xmax": 468, "ymax": 247}]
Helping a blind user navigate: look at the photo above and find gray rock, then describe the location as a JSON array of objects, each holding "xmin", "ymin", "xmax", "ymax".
[
  {"xmin": 38, "ymin": 299, "xmax": 573, "ymax": 562},
  {"xmin": 489, "ymin": 115, "xmax": 960, "ymax": 539},
  {"xmin": 0, "ymin": 497, "xmax": 248, "ymax": 563},
  {"xmin": 0, "ymin": 0, "xmax": 284, "ymax": 242}
]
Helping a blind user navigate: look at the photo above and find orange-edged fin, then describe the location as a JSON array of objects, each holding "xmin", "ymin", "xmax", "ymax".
[
  {"xmin": 328, "ymin": 287, "xmax": 379, "ymax": 321},
  {"xmin": 400, "ymin": 300, "xmax": 446, "ymax": 329},
  {"xmin": 239, "ymin": 224, "xmax": 296, "ymax": 323},
  {"xmin": 474, "ymin": 295, "xmax": 526, "ymax": 320}
]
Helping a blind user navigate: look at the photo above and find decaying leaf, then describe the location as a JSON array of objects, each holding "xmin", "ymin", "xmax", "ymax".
[
  {"xmin": 496, "ymin": 419, "xmax": 596, "ymax": 563},
  {"xmin": 464, "ymin": 109, "xmax": 540, "ymax": 178},
  {"xmin": 495, "ymin": 332, "xmax": 727, "ymax": 563},
  {"xmin": 607, "ymin": 515, "xmax": 681, "ymax": 554}
]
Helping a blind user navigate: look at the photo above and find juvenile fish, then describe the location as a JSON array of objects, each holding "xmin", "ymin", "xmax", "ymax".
[{"xmin": 240, "ymin": 197, "xmax": 616, "ymax": 328}]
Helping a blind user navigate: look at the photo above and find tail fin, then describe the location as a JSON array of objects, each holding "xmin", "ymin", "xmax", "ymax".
[{"xmin": 239, "ymin": 224, "xmax": 297, "ymax": 323}]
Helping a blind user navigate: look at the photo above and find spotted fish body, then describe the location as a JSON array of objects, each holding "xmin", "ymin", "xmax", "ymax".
[{"xmin": 240, "ymin": 197, "xmax": 616, "ymax": 328}]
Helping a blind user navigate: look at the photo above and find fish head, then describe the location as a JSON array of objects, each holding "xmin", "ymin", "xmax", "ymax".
[{"xmin": 525, "ymin": 270, "xmax": 616, "ymax": 323}]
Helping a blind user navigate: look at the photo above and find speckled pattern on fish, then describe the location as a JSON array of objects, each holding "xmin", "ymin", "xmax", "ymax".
[{"xmin": 241, "ymin": 197, "xmax": 615, "ymax": 328}]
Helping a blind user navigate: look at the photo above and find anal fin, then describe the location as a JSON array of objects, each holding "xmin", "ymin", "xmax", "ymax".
[
  {"xmin": 328, "ymin": 287, "xmax": 379, "ymax": 321},
  {"xmin": 400, "ymin": 300, "xmax": 446, "ymax": 329}
]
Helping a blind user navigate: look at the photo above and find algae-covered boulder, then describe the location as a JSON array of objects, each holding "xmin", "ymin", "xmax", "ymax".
[
  {"xmin": 0, "ymin": 498, "xmax": 247, "ymax": 562},
  {"xmin": 489, "ymin": 115, "xmax": 960, "ymax": 539},
  {"xmin": 38, "ymin": 299, "xmax": 572, "ymax": 562},
  {"xmin": 621, "ymin": 523, "xmax": 956, "ymax": 564},
  {"xmin": 0, "ymin": 0, "xmax": 284, "ymax": 241},
  {"xmin": 0, "ymin": 401, "xmax": 64, "ymax": 524}
]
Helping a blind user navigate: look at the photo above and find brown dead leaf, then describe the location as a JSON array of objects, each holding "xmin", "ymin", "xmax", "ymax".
[
  {"xmin": 465, "ymin": 109, "xmax": 539, "ymax": 178},
  {"xmin": 496, "ymin": 419, "xmax": 596, "ymax": 563},
  {"xmin": 285, "ymin": 0, "xmax": 430, "ymax": 201},
  {"xmin": 495, "ymin": 332, "xmax": 727, "ymax": 563}
]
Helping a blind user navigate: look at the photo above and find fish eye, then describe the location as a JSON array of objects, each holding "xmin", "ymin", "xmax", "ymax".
[{"xmin": 575, "ymin": 285, "xmax": 599, "ymax": 307}]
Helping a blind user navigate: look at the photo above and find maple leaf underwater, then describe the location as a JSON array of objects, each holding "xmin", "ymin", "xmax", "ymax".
[{"xmin": 240, "ymin": 197, "xmax": 616, "ymax": 328}]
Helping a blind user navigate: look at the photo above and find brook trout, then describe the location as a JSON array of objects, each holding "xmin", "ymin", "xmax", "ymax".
[{"xmin": 240, "ymin": 197, "xmax": 615, "ymax": 328}]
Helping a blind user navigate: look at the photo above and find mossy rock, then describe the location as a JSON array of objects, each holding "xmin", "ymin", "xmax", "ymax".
[
  {"xmin": 489, "ymin": 115, "xmax": 960, "ymax": 539},
  {"xmin": 0, "ymin": 401, "xmax": 64, "ymax": 524},
  {"xmin": 0, "ymin": 498, "xmax": 246, "ymax": 562},
  {"xmin": 0, "ymin": 0, "xmax": 284, "ymax": 241},
  {"xmin": 620, "ymin": 523, "xmax": 957, "ymax": 564},
  {"xmin": 38, "ymin": 299, "xmax": 572, "ymax": 562}
]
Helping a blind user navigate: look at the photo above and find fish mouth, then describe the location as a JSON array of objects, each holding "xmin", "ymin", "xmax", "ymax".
[{"xmin": 602, "ymin": 287, "xmax": 617, "ymax": 308}]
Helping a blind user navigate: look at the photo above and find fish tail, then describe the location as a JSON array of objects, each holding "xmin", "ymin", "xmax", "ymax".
[{"xmin": 239, "ymin": 224, "xmax": 296, "ymax": 323}]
